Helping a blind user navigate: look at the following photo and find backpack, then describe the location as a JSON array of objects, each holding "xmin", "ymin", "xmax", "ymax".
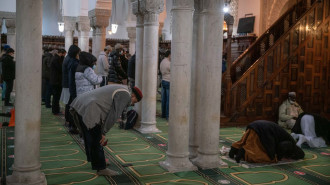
[{"xmin": 123, "ymin": 109, "xmax": 138, "ymax": 130}]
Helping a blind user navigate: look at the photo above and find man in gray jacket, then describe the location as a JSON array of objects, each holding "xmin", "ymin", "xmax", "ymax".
[
  {"xmin": 70, "ymin": 85, "xmax": 143, "ymax": 176},
  {"xmin": 97, "ymin": 45, "xmax": 112, "ymax": 87}
]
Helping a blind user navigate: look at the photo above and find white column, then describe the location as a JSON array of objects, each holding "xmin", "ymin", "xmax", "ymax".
[
  {"xmin": 89, "ymin": 9, "xmax": 110, "ymax": 57},
  {"xmin": 6, "ymin": 0, "xmax": 47, "ymax": 184},
  {"xmin": 127, "ymin": 27, "xmax": 136, "ymax": 55},
  {"xmin": 160, "ymin": 0, "xmax": 197, "ymax": 172},
  {"xmin": 192, "ymin": 0, "xmax": 227, "ymax": 169},
  {"xmin": 132, "ymin": 0, "xmax": 144, "ymax": 127},
  {"xmin": 161, "ymin": 0, "xmax": 172, "ymax": 40},
  {"xmin": 138, "ymin": 0, "xmax": 164, "ymax": 134},
  {"xmin": 63, "ymin": 16, "xmax": 76, "ymax": 52},
  {"xmin": 5, "ymin": 19, "xmax": 16, "ymax": 51},
  {"xmin": 189, "ymin": 0, "xmax": 204, "ymax": 159},
  {"xmin": 77, "ymin": 16, "xmax": 90, "ymax": 52}
]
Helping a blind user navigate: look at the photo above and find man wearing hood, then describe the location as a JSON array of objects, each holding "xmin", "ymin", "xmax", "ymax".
[
  {"xmin": 70, "ymin": 85, "xmax": 143, "ymax": 176},
  {"xmin": 278, "ymin": 92, "xmax": 304, "ymax": 129}
]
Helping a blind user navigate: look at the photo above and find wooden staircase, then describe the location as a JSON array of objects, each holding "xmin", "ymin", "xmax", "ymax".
[{"xmin": 221, "ymin": 0, "xmax": 330, "ymax": 126}]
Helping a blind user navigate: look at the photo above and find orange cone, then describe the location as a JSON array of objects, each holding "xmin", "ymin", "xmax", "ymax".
[{"xmin": 8, "ymin": 108, "xmax": 15, "ymax": 127}]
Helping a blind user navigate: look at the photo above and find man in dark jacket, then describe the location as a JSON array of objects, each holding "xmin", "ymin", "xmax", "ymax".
[
  {"xmin": 42, "ymin": 49, "xmax": 54, "ymax": 108},
  {"xmin": 108, "ymin": 43, "xmax": 127, "ymax": 84},
  {"xmin": 62, "ymin": 45, "xmax": 80, "ymax": 134},
  {"xmin": 127, "ymin": 54, "xmax": 136, "ymax": 89},
  {"xmin": 1, "ymin": 48, "xmax": 15, "ymax": 106},
  {"xmin": 50, "ymin": 49, "xmax": 66, "ymax": 115}
]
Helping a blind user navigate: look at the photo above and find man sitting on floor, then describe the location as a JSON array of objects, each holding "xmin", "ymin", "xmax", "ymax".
[
  {"xmin": 229, "ymin": 120, "xmax": 305, "ymax": 163},
  {"xmin": 291, "ymin": 113, "xmax": 330, "ymax": 148},
  {"xmin": 278, "ymin": 92, "xmax": 304, "ymax": 129},
  {"xmin": 70, "ymin": 85, "xmax": 143, "ymax": 176}
]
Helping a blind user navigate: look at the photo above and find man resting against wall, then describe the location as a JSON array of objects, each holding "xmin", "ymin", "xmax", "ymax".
[{"xmin": 229, "ymin": 120, "xmax": 305, "ymax": 163}]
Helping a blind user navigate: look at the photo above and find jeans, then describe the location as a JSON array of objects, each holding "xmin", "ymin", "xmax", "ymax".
[
  {"xmin": 78, "ymin": 114, "xmax": 106, "ymax": 170},
  {"xmin": 161, "ymin": 80, "xmax": 170, "ymax": 120},
  {"xmin": 4, "ymin": 80, "xmax": 13, "ymax": 105},
  {"xmin": 1, "ymin": 81, "xmax": 6, "ymax": 100}
]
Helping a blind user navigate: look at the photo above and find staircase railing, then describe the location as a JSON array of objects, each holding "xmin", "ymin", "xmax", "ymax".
[
  {"xmin": 230, "ymin": 0, "xmax": 316, "ymax": 83},
  {"xmin": 223, "ymin": 0, "xmax": 329, "ymax": 122}
]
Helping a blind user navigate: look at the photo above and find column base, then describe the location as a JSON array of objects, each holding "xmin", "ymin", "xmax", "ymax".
[
  {"xmin": 192, "ymin": 153, "xmax": 227, "ymax": 169},
  {"xmin": 136, "ymin": 122, "xmax": 161, "ymax": 134},
  {"xmin": 188, "ymin": 145, "xmax": 198, "ymax": 159},
  {"xmin": 7, "ymin": 172, "xmax": 47, "ymax": 185},
  {"xmin": 160, "ymin": 155, "xmax": 197, "ymax": 173}
]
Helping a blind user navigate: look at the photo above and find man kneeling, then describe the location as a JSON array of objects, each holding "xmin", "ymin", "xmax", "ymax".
[
  {"xmin": 70, "ymin": 85, "xmax": 143, "ymax": 176},
  {"xmin": 229, "ymin": 120, "xmax": 305, "ymax": 163}
]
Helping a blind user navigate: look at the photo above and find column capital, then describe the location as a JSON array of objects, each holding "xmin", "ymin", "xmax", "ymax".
[
  {"xmin": 5, "ymin": 19, "xmax": 16, "ymax": 34},
  {"xmin": 140, "ymin": 0, "xmax": 164, "ymax": 14},
  {"xmin": 172, "ymin": 0, "xmax": 194, "ymax": 9},
  {"xmin": 77, "ymin": 16, "xmax": 90, "ymax": 32},
  {"xmin": 88, "ymin": 9, "xmax": 111, "ymax": 28},
  {"xmin": 63, "ymin": 16, "xmax": 77, "ymax": 31},
  {"xmin": 127, "ymin": 27, "xmax": 136, "ymax": 39},
  {"xmin": 203, "ymin": 0, "xmax": 223, "ymax": 11}
]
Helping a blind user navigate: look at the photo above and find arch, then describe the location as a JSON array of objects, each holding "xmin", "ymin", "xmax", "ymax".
[{"xmin": 267, "ymin": 0, "xmax": 289, "ymax": 28}]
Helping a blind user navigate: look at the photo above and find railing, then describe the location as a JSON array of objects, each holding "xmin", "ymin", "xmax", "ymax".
[
  {"xmin": 223, "ymin": 0, "xmax": 330, "ymax": 122},
  {"xmin": 230, "ymin": 0, "xmax": 316, "ymax": 83}
]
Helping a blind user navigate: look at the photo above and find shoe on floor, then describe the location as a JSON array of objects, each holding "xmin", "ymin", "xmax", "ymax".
[{"xmin": 97, "ymin": 168, "xmax": 118, "ymax": 176}]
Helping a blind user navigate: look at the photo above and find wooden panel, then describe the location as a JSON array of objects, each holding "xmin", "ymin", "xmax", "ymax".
[
  {"xmin": 291, "ymin": 68, "xmax": 298, "ymax": 81},
  {"xmin": 314, "ymin": 76, "xmax": 320, "ymax": 89}
]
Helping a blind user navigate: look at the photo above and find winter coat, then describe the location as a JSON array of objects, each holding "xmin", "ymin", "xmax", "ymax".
[
  {"xmin": 1, "ymin": 54, "xmax": 15, "ymax": 81},
  {"xmin": 62, "ymin": 55, "xmax": 71, "ymax": 88},
  {"xmin": 108, "ymin": 51, "xmax": 127, "ymax": 83},
  {"xmin": 42, "ymin": 52, "xmax": 53, "ymax": 80},
  {"xmin": 75, "ymin": 67, "xmax": 102, "ymax": 96},
  {"xmin": 278, "ymin": 99, "xmax": 303, "ymax": 126},
  {"xmin": 160, "ymin": 57, "xmax": 170, "ymax": 82},
  {"xmin": 50, "ymin": 54, "xmax": 63, "ymax": 86},
  {"xmin": 68, "ymin": 57, "xmax": 79, "ymax": 99},
  {"xmin": 127, "ymin": 54, "xmax": 136, "ymax": 79},
  {"xmin": 97, "ymin": 51, "xmax": 110, "ymax": 76}
]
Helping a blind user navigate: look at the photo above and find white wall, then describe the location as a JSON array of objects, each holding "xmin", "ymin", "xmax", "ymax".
[
  {"xmin": 234, "ymin": 0, "xmax": 260, "ymax": 36},
  {"xmin": 63, "ymin": 0, "xmax": 80, "ymax": 16},
  {"xmin": 42, "ymin": 0, "xmax": 61, "ymax": 35},
  {"xmin": 0, "ymin": 0, "xmax": 16, "ymax": 12}
]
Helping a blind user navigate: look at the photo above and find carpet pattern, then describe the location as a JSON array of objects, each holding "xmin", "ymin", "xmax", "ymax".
[{"xmin": 0, "ymin": 101, "xmax": 329, "ymax": 184}]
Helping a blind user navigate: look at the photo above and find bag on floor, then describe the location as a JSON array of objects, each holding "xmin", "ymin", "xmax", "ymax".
[{"xmin": 124, "ymin": 109, "xmax": 138, "ymax": 130}]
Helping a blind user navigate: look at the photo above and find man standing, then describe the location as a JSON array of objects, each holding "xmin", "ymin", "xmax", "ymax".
[
  {"xmin": 50, "ymin": 49, "xmax": 66, "ymax": 115},
  {"xmin": 1, "ymin": 48, "xmax": 15, "ymax": 106},
  {"xmin": 42, "ymin": 48, "xmax": 55, "ymax": 108},
  {"xmin": 278, "ymin": 92, "xmax": 304, "ymax": 129},
  {"xmin": 160, "ymin": 50, "xmax": 171, "ymax": 120},
  {"xmin": 108, "ymin": 43, "xmax": 127, "ymax": 84},
  {"xmin": 97, "ymin": 45, "xmax": 111, "ymax": 87},
  {"xmin": 70, "ymin": 85, "xmax": 143, "ymax": 176}
]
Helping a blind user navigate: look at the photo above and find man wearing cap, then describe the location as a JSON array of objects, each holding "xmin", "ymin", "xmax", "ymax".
[
  {"xmin": 70, "ymin": 85, "xmax": 142, "ymax": 176},
  {"xmin": 278, "ymin": 92, "xmax": 304, "ymax": 129},
  {"xmin": 97, "ymin": 45, "xmax": 112, "ymax": 87},
  {"xmin": 1, "ymin": 48, "xmax": 15, "ymax": 106}
]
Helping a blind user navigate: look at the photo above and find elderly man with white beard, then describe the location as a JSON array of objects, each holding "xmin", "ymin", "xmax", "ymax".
[{"xmin": 278, "ymin": 92, "xmax": 304, "ymax": 129}]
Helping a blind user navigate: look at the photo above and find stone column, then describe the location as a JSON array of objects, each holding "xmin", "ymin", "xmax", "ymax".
[
  {"xmin": 6, "ymin": 0, "xmax": 47, "ymax": 184},
  {"xmin": 161, "ymin": 0, "xmax": 173, "ymax": 40},
  {"xmin": 89, "ymin": 9, "xmax": 110, "ymax": 57},
  {"xmin": 192, "ymin": 0, "xmax": 227, "ymax": 169},
  {"xmin": 5, "ymin": 19, "xmax": 16, "ymax": 51},
  {"xmin": 189, "ymin": 0, "xmax": 204, "ymax": 159},
  {"xmin": 138, "ymin": 0, "xmax": 164, "ymax": 134},
  {"xmin": 127, "ymin": 27, "xmax": 136, "ymax": 55},
  {"xmin": 63, "ymin": 16, "xmax": 76, "ymax": 52},
  {"xmin": 160, "ymin": 0, "xmax": 197, "ymax": 172},
  {"xmin": 132, "ymin": 1, "xmax": 144, "ymax": 127},
  {"xmin": 77, "ymin": 16, "xmax": 90, "ymax": 52},
  {"xmin": 0, "ymin": 20, "xmax": 2, "ymax": 47}
]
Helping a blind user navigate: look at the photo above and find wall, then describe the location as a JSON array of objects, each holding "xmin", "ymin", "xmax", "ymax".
[
  {"xmin": 0, "ymin": 0, "xmax": 15, "ymax": 12},
  {"xmin": 234, "ymin": 0, "xmax": 260, "ymax": 36},
  {"xmin": 42, "ymin": 0, "xmax": 61, "ymax": 36}
]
